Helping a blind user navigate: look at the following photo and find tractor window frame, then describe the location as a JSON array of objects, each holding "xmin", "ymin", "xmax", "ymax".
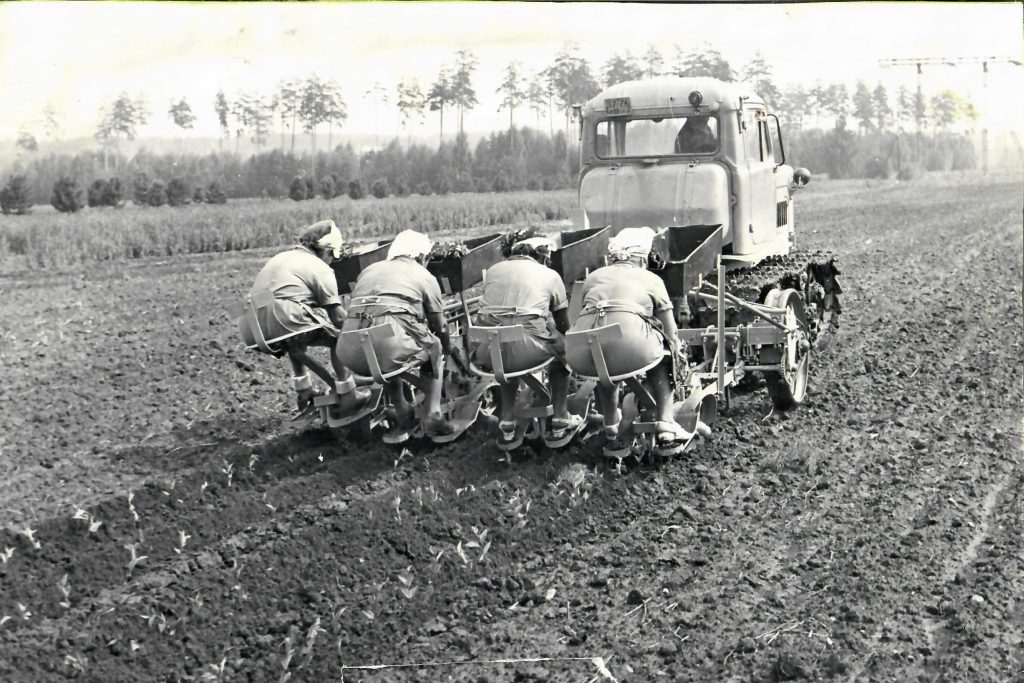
[
  {"xmin": 747, "ymin": 107, "xmax": 778, "ymax": 166},
  {"xmin": 593, "ymin": 113, "xmax": 721, "ymax": 160}
]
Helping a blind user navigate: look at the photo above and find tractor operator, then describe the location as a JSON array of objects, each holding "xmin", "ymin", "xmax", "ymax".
[
  {"xmin": 674, "ymin": 114, "xmax": 717, "ymax": 154},
  {"xmin": 239, "ymin": 219, "xmax": 370, "ymax": 415},
  {"xmin": 336, "ymin": 230, "xmax": 454, "ymax": 443},
  {"xmin": 470, "ymin": 236, "xmax": 584, "ymax": 447},
  {"xmin": 564, "ymin": 227, "xmax": 690, "ymax": 454}
]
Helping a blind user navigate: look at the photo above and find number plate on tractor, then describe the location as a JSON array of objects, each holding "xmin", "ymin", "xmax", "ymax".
[{"xmin": 604, "ymin": 97, "xmax": 631, "ymax": 116}]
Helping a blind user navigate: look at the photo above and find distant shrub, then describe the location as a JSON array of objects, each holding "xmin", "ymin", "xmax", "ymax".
[
  {"xmin": 166, "ymin": 178, "xmax": 191, "ymax": 206},
  {"xmin": 432, "ymin": 175, "xmax": 451, "ymax": 196},
  {"xmin": 132, "ymin": 173, "xmax": 150, "ymax": 206},
  {"xmin": 393, "ymin": 175, "xmax": 409, "ymax": 197},
  {"xmin": 103, "ymin": 177, "xmax": 124, "ymax": 207},
  {"xmin": 370, "ymin": 177, "xmax": 390, "ymax": 199},
  {"xmin": 304, "ymin": 177, "xmax": 315, "ymax": 199},
  {"xmin": 51, "ymin": 176, "xmax": 85, "ymax": 213},
  {"xmin": 205, "ymin": 181, "xmax": 227, "ymax": 204},
  {"xmin": 87, "ymin": 179, "xmax": 108, "ymax": 207},
  {"xmin": 861, "ymin": 157, "xmax": 890, "ymax": 179},
  {"xmin": 0, "ymin": 174, "xmax": 32, "ymax": 215},
  {"xmin": 192, "ymin": 186, "xmax": 206, "ymax": 204},
  {"xmin": 146, "ymin": 180, "xmax": 168, "ymax": 207},
  {"xmin": 320, "ymin": 175, "xmax": 336, "ymax": 199},
  {"xmin": 453, "ymin": 176, "xmax": 475, "ymax": 193},
  {"xmin": 347, "ymin": 179, "xmax": 365, "ymax": 200},
  {"xmin": 329, "ymin": 173, "xmax": 346, "ymax": 197},
  {"xmin": 414, "ymin": 181, "xmax": 432, "ymax": 196},
  {"xmin": 289, "ymin": 176, "xmax": 307, "ymax": 201},
  {"xmin": 896, "ymin": 162, "xmax": 924, "ymax": 181}
]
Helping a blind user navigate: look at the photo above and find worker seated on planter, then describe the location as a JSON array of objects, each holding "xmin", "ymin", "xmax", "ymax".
[
  {"xmin": 336, "ymin": 230, "xmax": 454, "ymax": 442},
  {"xmin": 470, "ymin": 236, "xmax": 584, "ymax": 447},
  {"xmin": 239, "ymin": 220, "xmax": 370, "ymax": 414},
  {"xmin": 565, "ymin": 227, "xmax": 689, "ymax": 452}
]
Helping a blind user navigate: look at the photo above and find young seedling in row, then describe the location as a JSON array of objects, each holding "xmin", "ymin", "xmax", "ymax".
[
  {"xmin": 455, "ymin": 541, "xmax": 470, "ymax": 567},
  {"xmin": 71, "ymin": 503, "xmax": 105, "ymax": 533},
  {"xmin": 200, "ymin": 480, "xmax": 209, "ymax": 495},
  {"xmin": 19, "ymin": 525, "xmax": 41, "ymax": 550},
  {"xmin": 507, "ymin": 491, "xmax": 532, "ymax": 530},
  {"xmin": 468, "ymin": 526, "xmax": 489, "ymax": 547},
  {"xmin": 428, "ymin": 546, "xmax": 446, "ymax": 574},
  {"xmin": 161, "ymin": 478, "xmax": 177, "ymax": 497},
  {"xmin": 391, "ymin": 495, "xmax": 402, "ymax": 524},
  {"xmin": 124, "ymin": 543, "xmax": 148, "ymax": 577},
  {"xmin": 63, "ymin": 654, "xmax": 87, "ymax": 676},
  {"xmin": 0, "ymin": 616, "xmax": 10, "ymax": 628},
  {"xmin": 174, "ymin": 530, "xmax": 191, "ymax": 555},
  {"xmin": 397, "ymin": 568, "xmax": 417, "ymax": 600},
  {"xmin": 0, "ymin": 547, "xmax": 14, "ymax": 563},
  {"xmin": 127, "ymin": 491, "xmax": 140, "ymax": 524},
  {"xmin": 248, "ymin": 453, "xmax": 260, "ymax": 474},
  {"xmin": 300, "ymin": 616, "xmax": 322, "ymax": 665},
  {"xmin": 464, "ymin": 526, "xmax": 493, "ymax": 564},
  {"xmin": 589, "ymin": 656, "xmax": 618, "ymax": 682},
  {"xmin": 58, "ymin": 574, "xmax": 71, "ymax": 609},
  {"xmin": 278, "ymin": 636, "xmax": 296, "ymax": 683},
  {"xmin": 201, "ymin": 656, "xmax": 227, "ymax": 683},
  {"xmin": 393, "ymin": 447, "xmax": 413, "ymax": 469},
  {"xmin": 141, "ymin": 612, "xmax": 168, "ymax": 634},
  {"xmin": 17, "ymin": 603, "xmax": 31, "ymax": 620},
  {"xmin": 221, "ymin": 460, "xmax": 234, "ymax": 488}
]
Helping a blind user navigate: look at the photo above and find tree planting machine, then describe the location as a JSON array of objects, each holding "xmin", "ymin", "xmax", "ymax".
[{"xmin": 264, "ymin": 76, "xmax": 841, "ymax": 459}]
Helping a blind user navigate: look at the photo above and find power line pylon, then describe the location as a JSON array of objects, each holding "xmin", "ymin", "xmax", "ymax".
[{"xmin": 879, "ymin": 56, "xmax": 1022, "ymax": 173}]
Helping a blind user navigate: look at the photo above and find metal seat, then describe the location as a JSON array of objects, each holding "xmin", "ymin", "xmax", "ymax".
[
  {"xmin": 565, "ymin": 323, "xmax": 662, "ymax": 385},
  {"xmin": 466, "ymin": 324, "xmax": 553, "ymax": 383},
  {"xmin": 337, "ymin": 322, "xmax": 424, "ymax": 386},
  {"xmin": 235, "ymin": 291, "xmax": 321, "ymax": 354}
]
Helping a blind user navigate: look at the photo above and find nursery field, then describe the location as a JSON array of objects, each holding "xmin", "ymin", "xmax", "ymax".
[
  {"xmin": 0, "ymin": 173, "xmax": 1021, "ymax": 682},
  {"xmin": 0, "ymin": 189, "xmax": 577, "ymax": 269}
]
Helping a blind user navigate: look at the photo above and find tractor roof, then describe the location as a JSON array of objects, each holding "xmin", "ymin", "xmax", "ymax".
[{"xmin": 584, "ymin": 77, "xmax": 763, "ymax": 115}]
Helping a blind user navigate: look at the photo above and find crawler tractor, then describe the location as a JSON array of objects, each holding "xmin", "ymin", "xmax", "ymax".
[{"xmin": 565, "ymin": 76, "xmax": 842, "ymax": 455}]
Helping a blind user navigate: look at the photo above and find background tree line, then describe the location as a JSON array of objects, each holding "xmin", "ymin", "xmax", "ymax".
[{"xmin": 4, "ymin": 43, "xmax": 994, "ymax": 214}]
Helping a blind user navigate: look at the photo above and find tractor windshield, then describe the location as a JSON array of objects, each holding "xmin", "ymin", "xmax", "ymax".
[{"xmin": 595, "ymin": 115, "xmax": 719, "ymax": 159}]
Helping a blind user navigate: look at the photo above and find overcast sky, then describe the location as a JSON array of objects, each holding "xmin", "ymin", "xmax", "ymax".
[{"xmin": 1, "ymin": 1, "xmax": 1021, "ymax": 140}]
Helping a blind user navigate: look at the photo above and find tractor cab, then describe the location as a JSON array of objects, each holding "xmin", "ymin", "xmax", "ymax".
[{"xmin": 578, "ymin": 77, "xmax": 807, "ymax": 267}]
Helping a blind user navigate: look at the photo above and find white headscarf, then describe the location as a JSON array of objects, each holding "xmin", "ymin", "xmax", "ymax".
[
  {"xmin": 512, "ymin": 236, "xmax": 557, "ymax": 254},
  {"xmin": 302, "ymin": 219, "xmax": 344, "ymax": 258},
  {"xmin": 387, "ymin": 230, "xmax": 433, "ymax": 260},
  {"xmin": 608, "ymin": 227, "xmax": 655, "ymax": 262}
]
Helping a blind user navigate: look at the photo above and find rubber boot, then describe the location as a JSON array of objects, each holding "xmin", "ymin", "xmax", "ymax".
[
  {"xmin": 422, "ymin": 361, "xmax": 454, "ymax": 437},
  {"xmin": 333, "ymin": 376, "xmax": 371, "ymax": 416}
]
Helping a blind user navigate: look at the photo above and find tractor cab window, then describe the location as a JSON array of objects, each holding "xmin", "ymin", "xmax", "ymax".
[{"xmin": 596, "ymin": 115, "xmax": 718, "ymax": 159}]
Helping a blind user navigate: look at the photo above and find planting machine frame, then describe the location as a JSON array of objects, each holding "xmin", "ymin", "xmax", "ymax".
[{"xmin": 242, "ymin": 75, "xmax": 841, "ymax": 458}]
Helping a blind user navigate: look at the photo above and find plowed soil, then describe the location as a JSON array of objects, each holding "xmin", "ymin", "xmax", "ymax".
[{"xmin": 1, "ymin": 173, "xmax": 1021, "ymax": 682}]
